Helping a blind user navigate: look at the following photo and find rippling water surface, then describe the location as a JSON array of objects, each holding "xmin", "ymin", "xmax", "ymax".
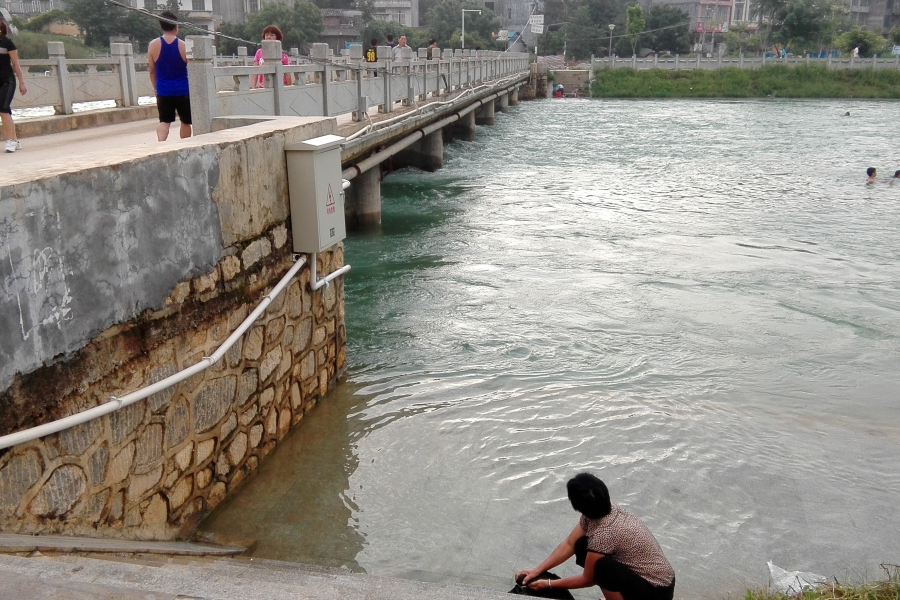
[{"xmin": 201, "ymin": 99, "xmax": 900, "ymax": 599}]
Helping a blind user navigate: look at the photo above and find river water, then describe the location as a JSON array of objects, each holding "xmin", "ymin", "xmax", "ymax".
[{"xmin": 200, "ymin": 98, "xmax": 900, "ymax": 599}]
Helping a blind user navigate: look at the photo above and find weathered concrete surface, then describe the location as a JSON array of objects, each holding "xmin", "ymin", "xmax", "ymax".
[
  {"xmin": 394, "ymin": 129, "xmax": 443, "ymax": 172},
  {"xmin": 0, "ymin": 117, "xmax": 346, "ymax": 540},
  {"xmin": 344, "ymin": 166, "xmax": 382, "ymax": 229},
  {"xmin": 475, "ymin": 99, "xmax": 496, "ymax": 126},
  {"xmin": 0, "ymin": 533, "xmax": 244, "ymax": 555},
  {"xmin": 448, "ymin": 110, "xmax": 476, "ymax": 142},
  {"xmin": 0, "ymin": 116, "xmax": 333, "ymax": 397},
  {"xmin": 0, "ymin": 553, "xmax": 517, "ymax": 600},
  {"xmin": 11, "ymin": 106, "xmax": 158, "ymax": 140}
]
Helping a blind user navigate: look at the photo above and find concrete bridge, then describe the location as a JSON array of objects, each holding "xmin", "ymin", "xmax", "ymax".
[{"xmin": 0, "ymin": 35, "xmax": 529, "ymax": 547}]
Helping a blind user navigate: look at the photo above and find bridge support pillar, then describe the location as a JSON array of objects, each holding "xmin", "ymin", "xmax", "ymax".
[
  {"xmin": 447, "ymin": 110, "xmax": 476, "ymax": 142},
  {"xmin": 475, "ymin": 99, "xmax": 495, "ymax": 126},
  {"xmin": 345, "ymin": 167, "xmax": 382, "ymax": 230},
  {"xmin": 497, "ymin": 93, "xmax": 509, "ymax": 113},
  {"xmin": 509, "ymin": 87, "xmax": 519, "ymax": 106},
  {"xmin": 394, "ymin": 130, "xmax": 443, "ymax": 172}
]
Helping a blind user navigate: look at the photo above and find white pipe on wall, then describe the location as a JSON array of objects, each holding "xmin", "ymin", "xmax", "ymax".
[{"xmin": 0, "ymin": 255, "xmax": 310, "ymax": 451}]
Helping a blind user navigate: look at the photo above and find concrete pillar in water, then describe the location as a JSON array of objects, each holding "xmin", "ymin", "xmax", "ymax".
[
  {"xmin": 394, "ymin": 130, "xmax": 443, "ymax": 172},
  {"xmin": 447, "ymin": 109, "xmax": 476, "ymax": 142},
  {"xmin": 345, "ymin": 167, "xmax": 381, "ymax": 230},
  {"xmin": 497, "ymin": 93, "xmax": 509, "ymax": 113},
  {"xmin": 475, "ymin": 99, "xmax": 495, "ymax": 126},
  {"xmin": 509, "ymin": 87, "xmax": 519, "ymax": 105}
]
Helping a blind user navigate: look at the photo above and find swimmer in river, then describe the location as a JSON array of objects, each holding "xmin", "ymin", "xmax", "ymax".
[
  {"xmin": 866, "ymin": 167, "xmax": 876, "ymax": 184},
  {"xmin": 890, "ymin": 170, "xmax": 900, "ymax": 185}
]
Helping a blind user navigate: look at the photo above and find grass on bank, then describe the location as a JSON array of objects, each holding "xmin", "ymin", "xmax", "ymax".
[
  {"xmin": 744, "ymin": 566, "xmax": 900, "ymax": 600},
  {"xmin": 591, "ymin": 65, "xmax": 900, "ymax": 99},
  {"xmin": 14, "ymin": 32, "xmax": 103, "ymax": 61}
]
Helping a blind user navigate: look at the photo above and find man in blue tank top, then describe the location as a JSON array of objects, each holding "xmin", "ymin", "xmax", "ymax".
[{"xmin": 147, "ymin": 11, "xmax": 191, "ymax": 141}]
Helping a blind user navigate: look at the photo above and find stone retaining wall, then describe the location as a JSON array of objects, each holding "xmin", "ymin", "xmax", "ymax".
[{"xmin": 0, "ymin": 117, "xmax": 346, "ymax": 539}]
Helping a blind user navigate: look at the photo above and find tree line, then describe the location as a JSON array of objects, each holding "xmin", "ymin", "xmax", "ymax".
[{"xmin": 11, "ymin": 0, "xmax": 900, "ymax": 59}]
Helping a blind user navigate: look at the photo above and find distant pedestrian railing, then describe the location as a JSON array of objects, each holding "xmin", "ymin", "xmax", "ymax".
[
  {"xmin": 14, "ymin": 39, "xmax": 530, "ymax": 129},
  {"xmin": 14, "ymin": 41, "xmax": 152, "ymax": 114},
  {"xmin": 593, "ymin": 53, "xmax": 900, "ymax": 72},
  {"xmin": 187, "ymin": 37, "xmax": 530, "ymax": 134}
]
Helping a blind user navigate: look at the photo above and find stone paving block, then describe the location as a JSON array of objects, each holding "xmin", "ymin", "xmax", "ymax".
[
  {"xmin": 165, "ymin": 399, "xmax": 190, "ymax": 448},
  {"xmin": 88, "ymin": 446, "xmax": 109, "ymax": 486},
  {"xmin": 53, "ymin": 419, "xmax": 103, "ymax": 457},
  {"xmin": 242, "ymin": 238, "xmax": 273, "ymax": 270},
  {"xmin": 106, "ymin": 442, "xmax": 135, "ymax": 485},
  {"xmin": 110, "ymin": 401, "xmax": 146, "ymax": 445},
  {"xmin": 126, "ymin": 465, "xmax": 162, "ymax": 502},
  {"xmin": 194, "ymin": 376, "xmax": 237, "ymax": 433},
  {"xmin": 0, "ymin": 450, "xmax": 43, "ymax": 513},
  {"xmin": 147, "ymin": 365, "xmax": 178, "ymax": 413},
  {"xmin": 259, "ymin": 346, "xmax": 283, "ymax": 382},
  {"xmin": 133, "ymin": 424, "xmax": 164, "ymax": 474},
  {"xmin": 30, "ymin": 465, "xmax": 87, "ymax": 517}
]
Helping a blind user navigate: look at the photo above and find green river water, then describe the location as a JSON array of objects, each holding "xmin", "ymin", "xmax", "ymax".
[{"xmin": 201, "ymin": 98, "xmax": 900, "ymax": 599}]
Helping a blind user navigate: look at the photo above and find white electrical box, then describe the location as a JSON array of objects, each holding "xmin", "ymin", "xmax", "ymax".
[{"xmin": 285, "ymin": 134, "xmax": 347, "ymax": 253}]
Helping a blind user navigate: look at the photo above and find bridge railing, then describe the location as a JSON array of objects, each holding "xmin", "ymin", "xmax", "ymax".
[
  {"xmin": 13, "ymin": 38, "xmax": 529, "ymax": 123},
  {"xmin": 593, "ymin": 53, "xmax": 900, "ymax": 71},
  {"xmin": 187, "ymin": 37, "xmax": 530, "ymax": 134},
  {"xmin": 14, "ymin": 41, "xmax": 151, "ymax": 114}
]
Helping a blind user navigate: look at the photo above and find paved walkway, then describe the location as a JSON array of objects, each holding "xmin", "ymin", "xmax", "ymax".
[{"xmin": 1, "ymin": 119, "xmax": 161, "ymax": 187}]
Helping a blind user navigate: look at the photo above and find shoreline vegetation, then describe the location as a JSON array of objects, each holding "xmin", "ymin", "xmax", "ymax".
[
  {"xmin": 590, "ymin": 65, "xmax": 900, "ymax": 99},
  {"xmin": 744, "ymin": 566, "xmax": 900, "ymax": 600}
]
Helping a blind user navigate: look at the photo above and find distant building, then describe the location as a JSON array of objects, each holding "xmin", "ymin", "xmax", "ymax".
[
  {"xmin": 4, "ymin": 0, "xmax": 66, "ymax": 18},
  {"xmin": 321, "ymin": 8, "xmax": 362, "ymax": 52},
  {"xmin": 845, "ymin": 0, "xmax": 896, "ymax": 32},
  {"xmin": 372, "ymin": 0, "xmax": 418, "ymax": 27}
]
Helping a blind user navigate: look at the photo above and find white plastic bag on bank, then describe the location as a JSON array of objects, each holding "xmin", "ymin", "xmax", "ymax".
[{"xmin": 767, "ymin": 561, "xmax": 828, "ymax": 595}]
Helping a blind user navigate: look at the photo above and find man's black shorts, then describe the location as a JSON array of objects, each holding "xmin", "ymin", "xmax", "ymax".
[{"xmin": 157, "ymin": 94, "xmax": 192, "ymax": 125}]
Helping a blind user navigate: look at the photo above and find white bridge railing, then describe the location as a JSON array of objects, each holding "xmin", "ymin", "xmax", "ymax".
[{"xmin": 188, "ymin": 37, "xmax": 530, "ymax": 134}]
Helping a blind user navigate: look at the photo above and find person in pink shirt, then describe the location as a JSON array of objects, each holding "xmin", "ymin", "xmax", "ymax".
[{"xmin": 252, "ymin": 25, "xmax": 291, "ymax": 88}]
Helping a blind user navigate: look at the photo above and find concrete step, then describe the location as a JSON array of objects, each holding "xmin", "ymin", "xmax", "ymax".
[
  {"xmin": 0, "ymin": 533, "xmax": 245, "ymax": 556},
  {"xmin": 0, "ymin": 567, "xmax": 180, "ymax": 600},
  {"xmin": 0, "ymin": 552, "xmax": 514, "ymax": 600}
]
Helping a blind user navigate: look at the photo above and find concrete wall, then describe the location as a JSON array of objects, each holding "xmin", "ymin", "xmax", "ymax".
[{"xmin": 0, "ymin": 117, "xmax": 347, "ymax": 539}]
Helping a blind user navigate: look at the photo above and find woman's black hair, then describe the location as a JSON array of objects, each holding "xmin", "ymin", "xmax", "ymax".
[
  {"xmin": 567, "ymin": 473, "xmax": 612, "ymax": 520},
  {"xmin": 0, "ymin": 21, "xmax": 8, "ymax": 37}
]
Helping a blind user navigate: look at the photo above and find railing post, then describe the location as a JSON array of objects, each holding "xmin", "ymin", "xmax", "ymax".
[
  {"xmin": 111, "ymin": 43, "xmax": 131, "ymax": 107},
  {"xmin": 378, "ymin": 45, "xmax": 392, "ymax": 113},
  {"xmin": 827, "ymin": 52, "xmax": 832, "ymax": 70},
  {"xmin": 187, "ymin": 35, "xmax": 217, "ymax": 135},
  {"xmin": 696, "ymin": 53, "xmax": 701, "ymax": 69},
  {"xmin": 123, "ymin": 42, "xmax": 139, "ymax": 107},
  {"xmin": 48, "ymin": 41, "xmax": 72, "ymax": 115},
  {"xmin": 310, "ymin": 43, "xmax": 328, "ymax": 116},
  {"xmin": 872, "ymin": 55, "xmax": 877, "ymax": 71},
  {"xmin": 740, "ymin": 53, "xmax": 744, "ymax": 68},
  {"xmin": 675, "ymin": 54, "xmax": 679, "ymax": 70}
]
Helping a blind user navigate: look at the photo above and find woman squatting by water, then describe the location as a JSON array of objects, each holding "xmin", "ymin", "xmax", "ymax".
[{"xmin": 516, "ymin": 473, "xmax": 675, "ymax": 600}]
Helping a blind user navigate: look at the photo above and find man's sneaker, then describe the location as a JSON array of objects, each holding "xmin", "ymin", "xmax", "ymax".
[{"xmin": 5, "ymin": 139, "xmax": 21, "ymax": 153}]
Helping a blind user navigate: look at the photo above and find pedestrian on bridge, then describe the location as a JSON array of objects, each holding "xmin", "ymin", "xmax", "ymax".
[
  {"xmin": 252, "ymin": 26, "xmax": 291, "ymax": 89},
  {"xmin": 148, "ymin": 11, "xmax": 192, "ymax": 141},
  {"xmin": 1, "ymin": 20, "xmax": 27, "ymax": 153}
]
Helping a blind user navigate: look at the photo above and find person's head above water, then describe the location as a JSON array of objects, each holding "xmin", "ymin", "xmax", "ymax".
[
  {"xmin": 867, "ymin": 167, "xmax": 876, "ymax": 177},
  {"xmin": 567, "ymin": 472, "xmax": 612, "ymax": 519},
  {"xmin": 893, "ymin": 170, "xmax": 900, "ymax": 178}
]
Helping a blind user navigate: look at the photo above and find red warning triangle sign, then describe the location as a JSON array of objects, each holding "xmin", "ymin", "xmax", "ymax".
[{"xmin": 326, "ymin": 184, "xmax": 335, "ymax": 207}]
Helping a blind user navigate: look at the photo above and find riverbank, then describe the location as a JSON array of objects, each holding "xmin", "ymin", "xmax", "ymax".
[
  {"xmin": 747, "ymin": 568, "xmax": 900, "ymax": 600},
  {"xmin": 591, "ymin": 65, "xmax": 900, "ymax": 98}
]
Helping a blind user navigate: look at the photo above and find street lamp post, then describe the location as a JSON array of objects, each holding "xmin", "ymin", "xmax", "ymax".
[
  {"xmin": 462, "ymin": 9, "xmax": 482, "ymax": 50},
  {"xmin": 608, "ymin": 23, "xmax": 615, "ymax": 66}
]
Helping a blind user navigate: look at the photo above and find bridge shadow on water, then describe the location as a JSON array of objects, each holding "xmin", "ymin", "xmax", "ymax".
[{"xmin": 198, "ymin": 383, "xmax": 370, "ymax": 571}]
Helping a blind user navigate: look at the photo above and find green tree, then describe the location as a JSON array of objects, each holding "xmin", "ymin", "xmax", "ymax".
[
  {"xmin": 361, "ymin": 19, "xmax": 424, "ymax": 49},
  {"xmin": 217, "ymin": 1, "xmax": 323, "ymax": 55},
  {"xmin": 24, "ymin": 9, "xmax": 72, "ymax": 32},
  {"xmin": 834, "ymin": 26, "xmax": 887, "ymax": 57},
  {"xmin": 774, "ymin": 0, "xmax": 832, "ymax": 52},
  {"xmin": 889, "ymin": 27, "xmax": 900, "ymax": 45},
  {"xmin": 426, "ymin": 0, "xmax": 499, "ymax": 48},
  {"xmin": 66, "ymin": 0, "xmax": 185, "ymax": 51},
  {"xmin": 625, "ymin": 5, "xmax": 645, "ymax": 56},
  {"xmin": 643, "ymin": 4, "xmax": 690, "ymax": 54},
  {"xmin": 751, "ymin": 0, "xmax": 787, "ymax": 46}
]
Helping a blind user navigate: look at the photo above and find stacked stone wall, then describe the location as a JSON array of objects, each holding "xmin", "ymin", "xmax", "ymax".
[
  {"xmin": 0, "ymin": 229, "xmax": 346, "ymax": 539},
  {"xmin": 0, "ymin": 116, "xmax": 345, "ymax": 539}
]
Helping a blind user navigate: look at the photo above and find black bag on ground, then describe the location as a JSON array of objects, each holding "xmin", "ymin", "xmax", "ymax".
[{"xmin": 508, "ymin": 572, "xmax": 575, "ymax": 599}]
